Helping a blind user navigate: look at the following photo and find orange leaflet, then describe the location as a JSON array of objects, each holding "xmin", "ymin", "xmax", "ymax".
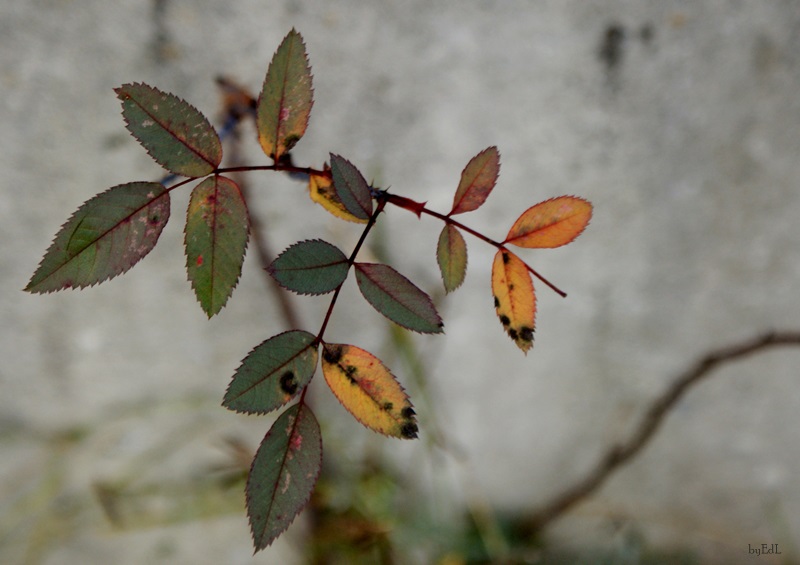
[
  {"xmin": 450, "ymin": 146, "xmax": 500, "ymax": 215},
  {"xmin": 491, "ymin": 249, "xmax": 536, "ymax": 353},
  {"xmin": 321, "ymin": 344, "xmax": 418, "ymax": 439},
  {"xmin": 504, "ymin": 196, "xmax": 592, "ymax": 248}
]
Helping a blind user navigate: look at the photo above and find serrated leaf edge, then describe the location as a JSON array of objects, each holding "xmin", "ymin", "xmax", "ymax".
[
  {"xmin": 222, "ymin": 330, "xmax": 318, "ymax": 415},
  {"xmin": 321, "ymin": 343, "xmax": 418, "ymax": 440},
  {"xmin": 503, "ymin": 195, "xmax": 593, "ymax": 248},
  {"xmin": 25, "ymin": 182, "xmax": 170, "ymax": 294},
  {"xmin": 246, "ymin": 403, "xmax": 322, "ymax": 551},
  {"xmin": 257, "ymin": 29, "xmax": 315, "ymax": 161},
  {"xmin": 450, "ymin": 146, "xmax": 501, "ymax": 215},
  {"xmin": 329, "ymin": 154, "xmax": 374, "ymax": 221},
  {"xmin": 266, "ymin": 238, "xmax": 349, "ymax": 296},
  {"xmin": 115, "ymin": 82, "xmax": 222, "ymax": 177},
  {"xmin": 436, "ymin": 224, "xmax": 468, "ymax": 294},
  {"xmin": 184, "ymin": 176, "xmax": 251, "ymax": 317},
  {"xmin": 354, "ymin": 263, "xmax": 444, "ymax": 335}
]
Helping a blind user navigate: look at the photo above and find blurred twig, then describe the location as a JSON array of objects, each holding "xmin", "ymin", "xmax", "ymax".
[
  {"xmin": 522, "ymin": 330, "xmax": 800, "ymax": 535},
  {"xmin": 216, "ymin": 77, "xmax": 301, "ymax": 330}
]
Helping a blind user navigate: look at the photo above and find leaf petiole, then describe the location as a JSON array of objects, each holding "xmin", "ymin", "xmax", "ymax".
[
  {"xmin": 381, "ymin": 192, "xmax": 567, "ymax": 297},
  {"xmin": 315, "ymin": 196, "xmax": 388, "ymax": 342}
]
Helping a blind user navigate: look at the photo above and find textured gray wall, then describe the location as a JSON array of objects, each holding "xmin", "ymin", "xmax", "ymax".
[{"xmin": 3, "ymin": 1, "xmax": 800, "ymax": 563}]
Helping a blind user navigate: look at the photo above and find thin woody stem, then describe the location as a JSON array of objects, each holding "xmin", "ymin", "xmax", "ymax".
[
  {"xmin": 315, "ymin": 197, "xmax": 388, "ymax": 344},
  {"xmin": 381, "ymin": 192, "xmax": 567, "ymax": 298},
  {"xmin": 520, "ymin": 330, "xmax": 800, "ymax": 535},
  {"xmin": 520, "ymin": 260, "xmax": 567, "ymax": 298},
  {"xmin": 216, "ymin": 164, "xmax": 329, "ymax": 177}
]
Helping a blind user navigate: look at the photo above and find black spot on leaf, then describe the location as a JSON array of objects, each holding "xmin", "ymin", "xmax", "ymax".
[
  {"xmin": 323, "ymin": 344, "xmax": 342, "ymax": 365},
  {"xmin": 499, "ymin": 315, "xmax": 510, "ymax": 327},
  {"xmin": 401, "ymin": 422, "xmax": 419, "ymax": 439},
  {"xmin": 280, "ymin": 371, "xmax": 298, "ymax": 395},
  {"xmin": 401, "ymin": 406, "xmax": 415, "ymax": 419},
  {"xmin": 520, "ymin": 326, "xmax": 534, "ymax": 343}
]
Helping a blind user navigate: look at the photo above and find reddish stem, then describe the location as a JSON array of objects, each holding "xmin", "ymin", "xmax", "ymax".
[
  {"xmin": 216, "ymin": 164, "xmax": 329, "ymax": 178},
  {"xmin": 382, "ymin": 192, "xmax": 567, "ymax": 298},
  {"xmin": 315, "ymin": 197, "xmax": 388, "ymax": 343}
]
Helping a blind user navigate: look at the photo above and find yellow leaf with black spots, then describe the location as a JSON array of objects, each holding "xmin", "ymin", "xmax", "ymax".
[
  {"xmin": 491, "ymin": 249, "xmax": 536, "ymax": 353},
  {"xmin": 321, "ymin": 343, "xmax": 418, "ymax": 439}
]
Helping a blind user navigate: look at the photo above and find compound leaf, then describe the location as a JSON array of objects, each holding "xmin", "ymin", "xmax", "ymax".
[
  {"xmin": 450, "ymin": 146, "xmax": 500, "ymax": 215},
  {"xmin": 185, "ymin": 175, "xmax": 249, "ymax": 317},
  {"xmin": 257, "ymin": 29, "xmax": 313, "ymax": 162},
  {"xmin": 354, "ymin": 263, "xmax": 443, "ymax": 334},
  {"xmin": 268, "ymin": 239, "xmax": 349, "ymax": 295},
  {"xmin": 247, "ymin": 402, "xmax": 322, "ymax": 551},
  {"xmin": 26, "ymin": 182, "xmax": 170, "ymax": 293},
  {"xmin": 436, "ymin": 224, "xmax": 468, "ymax": 293},
  {"xmin": 329, "ymin": 154, "xmax": 373, "ymax": 221},
  {"xmin": 223, "ymin": 330, "xmax": 318, "ymax": 414},
  {"xmin": 504, "ymin": 196, "xmax": 592, "ymax": 248},
  {"xmin": 491, "ymin": 249, "xmax": 536, "ymax": 353},
  {"xmin": 308, "ymin": 168, "xmax": 367, "ymax": 223},
  {"xmin": 115, "ymin": 83, "xmax": 221, "ymax": 177},
  {"xmin": 321, "ymin": 343, "xmax": 418, "ymax": 439}
]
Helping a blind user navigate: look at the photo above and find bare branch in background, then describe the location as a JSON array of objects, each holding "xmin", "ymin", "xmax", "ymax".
[{"xmin": 520, "ymin": 330, "xmax": 800, "ymax": 535}]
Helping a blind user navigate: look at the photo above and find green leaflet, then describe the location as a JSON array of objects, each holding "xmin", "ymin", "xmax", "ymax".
[
  {"xmin": 436, "ymin": 224, "xmax": 468, "ymax": 293},
  {"xmin": 185, "ymin": 176, "xmax": 250, "ymax": 317},
  {"xmin": 257, "ymin": 29, "xmax": 314, "ymax": 161},
  {"xmin": 329, "ymin": 154, "xmax": 373, "ymax": 221},
  {"xmin": 223, "ymin": 330, "xmax": 318, "ymax": 414},
  {"xmin": 116, "ymin": 83, "xmax": 221, "ymax": 177},
  {"xmin": 26, "ymin": 182, "xmax": 170, "ymax": 293},
  {"xmin": 354, "ymin": 263, "xmax": 443, "ymax": 334},
  {"xmin": 247, "ymin": 402, "xmax": 322, "ymax": 551},
  {"xmin": 268, "ymin": 239, "xmax": 349, "ymax": 295},
  {"xmin": 222, "ymin": 330, "xmax": 317, "ymax": 414}
]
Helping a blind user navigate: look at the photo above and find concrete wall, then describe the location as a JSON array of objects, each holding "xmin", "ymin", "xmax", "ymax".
[{"xmin": 3, "ymin": 1, "xmax": 800, "ymax": 563}]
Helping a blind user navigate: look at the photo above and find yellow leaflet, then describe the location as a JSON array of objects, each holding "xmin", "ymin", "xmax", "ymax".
[
  {"xmin": 321, "ymin": 344, "xmax": 418, "ymax": 439},
  {"xmin": 491, "ymin": 249, "xmax": 536, "ymax": 353},
  {"xmin": 308, "ymin": 172, "xmax": 368, "ymax": 224}
]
